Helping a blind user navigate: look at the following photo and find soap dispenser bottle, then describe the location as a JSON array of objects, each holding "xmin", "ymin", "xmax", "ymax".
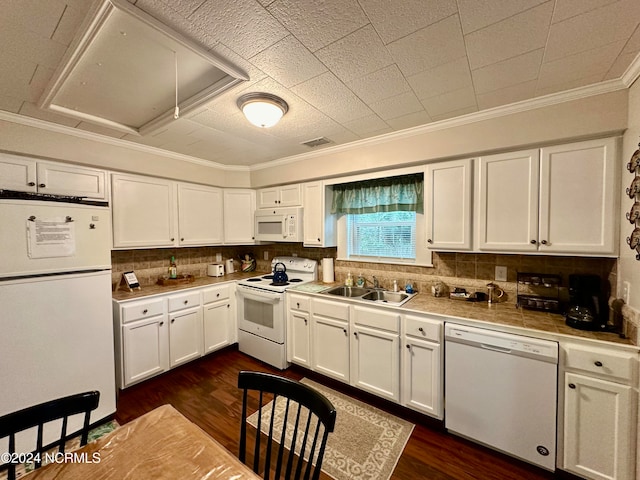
[
  {"xmin": 345, "ymin": 272, "xmax": 353, "ymax": 287},
  {"xmin": 356, "ymin": 273, "xmax": 365, "ymax": 287}
]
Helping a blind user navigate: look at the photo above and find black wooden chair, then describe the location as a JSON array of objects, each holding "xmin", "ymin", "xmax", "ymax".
[
  {"xmin": 238, "ymin": 371, "xmax": 336, "ymax": 480},
  {"xmin": 0, "ymin": 391, "xmax": 100, "ymax": 480}
]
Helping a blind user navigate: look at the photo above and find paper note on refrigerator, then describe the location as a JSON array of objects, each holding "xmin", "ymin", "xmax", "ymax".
[{"xmin": 27, "ymin": 217, "xmax": 76, "ymax": 258}]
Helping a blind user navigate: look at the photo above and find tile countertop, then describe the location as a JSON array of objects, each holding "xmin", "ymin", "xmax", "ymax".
[
  {"xmin": 111, "ymin": 271, "xmax": 264, "ymax": 301},
  {"xmin": 291, "ymin": 282, "xmax": 635, "ymax": 347}
]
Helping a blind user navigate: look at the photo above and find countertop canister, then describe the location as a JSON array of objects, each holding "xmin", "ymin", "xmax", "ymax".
[{"xmin": 322, "ymin": 258, "xmax": 335, "ymax": 283}]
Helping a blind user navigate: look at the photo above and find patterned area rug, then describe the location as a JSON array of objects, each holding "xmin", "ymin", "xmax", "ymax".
[
  {"xmin": 247, "ymin": 378, "xmax": 414, "ymax": 480},
  {"xmin": 0, "ymin": 420, "xmax": 118, "ymax": 479}
]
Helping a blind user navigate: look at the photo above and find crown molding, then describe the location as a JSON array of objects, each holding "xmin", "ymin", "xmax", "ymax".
[
  {"xmin": 622, "ymin": 51, "xmax": 640, "ymax": 87},
  {"xmin": 0, "ymin": 110, "xmax": 250, "ymax": 172},
  {"xmin": 250, "ymin": 78, "xmax": 628, "ymax": 171}
]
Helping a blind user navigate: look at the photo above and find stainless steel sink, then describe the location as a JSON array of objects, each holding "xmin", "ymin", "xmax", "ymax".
[
  {"xmin": 323, "ymin": 286, "xmax": 370, "ymax": 297},
  {"xmin": 321, "ymin": 286, "xmax": 415, "ymax": 306}
]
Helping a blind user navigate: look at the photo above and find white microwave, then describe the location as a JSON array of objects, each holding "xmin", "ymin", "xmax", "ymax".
[{"xmin": 255, "ymin": 207, "xmax": 303, "ymax": 242}]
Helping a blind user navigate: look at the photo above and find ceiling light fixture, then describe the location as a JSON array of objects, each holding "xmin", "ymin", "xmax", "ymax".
[{"xmin": 237, "ymin": 93, "xmax": 288, "ymax": 128}]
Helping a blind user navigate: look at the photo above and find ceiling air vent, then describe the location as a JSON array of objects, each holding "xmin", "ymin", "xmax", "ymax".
[{"xmin": 301, "ymin": 137, "xmax": 333, "ymax": 148}]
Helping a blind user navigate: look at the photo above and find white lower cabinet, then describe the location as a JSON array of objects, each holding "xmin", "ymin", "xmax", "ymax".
[
  {"xmin": 560, "ymin": 342, "xmax": 638, "ymax": 480},
  {"xmin": 401, "ymin": 314, "xmax": 443, "ymax": 419},
  {"xmin": 113, "ymin": 282, "xmax": 236, "ymax": 388},
  {"xmin": 287, "ymin": 294, "xmax": 312, "ymax": 367},
  {"xmin": 351, "ymin": 306, "xmax": 400, "ymax": 402},
  {"xmin": 311, "ymin": 298, "xmax": 350, "ymax": 383}
]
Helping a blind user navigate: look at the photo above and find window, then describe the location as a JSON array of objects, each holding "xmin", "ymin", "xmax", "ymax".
[{"xmin": 347, "ymin": 211, "xmax": 416, "ymax": 260}]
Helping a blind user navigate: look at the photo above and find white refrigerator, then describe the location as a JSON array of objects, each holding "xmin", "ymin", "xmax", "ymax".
[{"xmin": 0, "ymin": 198, "xmax": 116, "ymax": 448}]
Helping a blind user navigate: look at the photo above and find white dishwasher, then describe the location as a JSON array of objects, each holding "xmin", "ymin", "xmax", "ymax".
[{"xmin": 444, "ymin": 323, "xmax": 558, "ymax": 471}]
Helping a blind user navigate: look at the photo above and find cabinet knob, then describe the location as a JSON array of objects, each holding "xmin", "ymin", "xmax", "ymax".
[
  {"xmin": 418, "ymin": 327, "xmax": 424, "ymax": 332},
  {"xmin": 227, "ymin": 304, "xmax": 230, "ymax": 308},
  {"xmin": 540, "ymin": 240, "xmax": 548, "ymax": 245},
  {"xmin": 343, "ymin": 329, "xmax": 347, "ymax": 335},
  {"xmin": 594, "ymin": 360, "xmax": 603, "ymax": 367},
  {"xmin": 296, "ymin": 302, "xmax": 300, "ymax": 308},
  {"xmin": 39, "ymin": 183, "xmax": 46, "ymax": 188},
  {"xmin": 159, "ymin": 321, "xmax": 164, "ymax": 326},
  {"xmin": 183, "ymin": 300, "xmax": 188, "ymax": 304},
  {"xmin": 317, "ymin": 238, "xmax": 321, "ymax": 242},
  {"xmin": 304, "ymin": 318, "xmax": 307, "ymax": 325},
  {"xmin": 28, "ymin": 181, "xmax": 36, "ymax": 187},
  {"xmin": 170, "ymin": 237, "xmax": 175, "ymax": 241},
  {"xmin": 406, "ymin": 344, "xmax": 411, "ymax": 349},
  {"xmin": 427, "ymin": 239, "xmax": 433, "ymax": 244},
  {"xmin": 142, "ymin": 309, "xmax": 148, "ymax": 314},
  {"xmin": 530, "ymin": 239, "xmax": 537, "ymax": 244},
  {"xmin": 568, "ymin": 383, "xmax": 576, "ymax": 389},
  {"xmin": 171, "ymin": 319, "xmax": 175, "ymax": 323},
  {"xmin": 353, "ymin": 332, "xmax": 358, "ymax": 338},
  {"xmin": 181, "ymin": 238, "xmax": 184, "ymax": 241}
]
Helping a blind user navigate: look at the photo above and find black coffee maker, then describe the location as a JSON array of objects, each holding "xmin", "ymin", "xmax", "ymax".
[{"xmin": 565, "ymin": 274, "xmax": 608, "ymax": 330}]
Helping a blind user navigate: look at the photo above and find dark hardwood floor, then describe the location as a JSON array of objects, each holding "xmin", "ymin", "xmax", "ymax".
[{"xmin": 115, "ymin": 347, "xmax": 567, "ymax": 480}]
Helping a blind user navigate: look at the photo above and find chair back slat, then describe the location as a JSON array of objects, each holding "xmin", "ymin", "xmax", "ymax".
[
  {"xmin": 0, "ymin": 391, "xmax": 100, "ymax": 480},
  {"xmin": 238, "ymin": 371, "xmax": 336, "ymax": 480}
]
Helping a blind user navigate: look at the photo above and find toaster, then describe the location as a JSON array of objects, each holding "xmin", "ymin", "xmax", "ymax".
[{"xmin": 207, "ymin": 263, "xmax": 225, "ymax": 277}]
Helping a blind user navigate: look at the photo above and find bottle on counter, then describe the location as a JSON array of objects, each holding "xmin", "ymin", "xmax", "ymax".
[
  {"xmin": 393, "ymin": 280, "xmax": 398, "ymax": 292},
  {"xmin": 345, "ymin": 272, "xmax": 353, "ymax": 287},
  {"xmin": 405, "ymin": 281, "xmax": 414, "ymax": 294},
  {"xmin": 356, "ymin": 273, "xmax": 365, "ymax": 287},
  {"xmin": 169, "ymin": 256, "xmax": 177, "ymax": 279}
]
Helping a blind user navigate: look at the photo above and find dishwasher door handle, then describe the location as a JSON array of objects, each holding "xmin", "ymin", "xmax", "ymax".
[{"xmin": 480, "ymin": 343, "xmax": 512, "ymax": 354}]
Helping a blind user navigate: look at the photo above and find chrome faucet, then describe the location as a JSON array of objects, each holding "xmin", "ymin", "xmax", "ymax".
[{"xmin": 372, "ymin": 276, "xmax": 380, "ymax": 288}]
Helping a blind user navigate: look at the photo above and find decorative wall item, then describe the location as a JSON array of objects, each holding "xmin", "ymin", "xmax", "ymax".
[{"xmin": 626, "ymin": 140, "xmax": 640, "ymax": 260}]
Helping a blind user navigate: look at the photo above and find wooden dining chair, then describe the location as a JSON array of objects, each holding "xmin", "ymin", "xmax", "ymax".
[
  {"xmin": 0, "ymin": 391, "xmax": 100, "ymax": 480},
  {"xmin": 238, "ymin": 371, "xmax": 336, "ymax": 480}
]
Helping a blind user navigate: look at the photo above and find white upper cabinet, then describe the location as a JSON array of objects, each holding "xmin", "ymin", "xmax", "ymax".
[
  {"xmin": 477, "ymin": 149, "xmax": 540, "ymax": 252},
  {"xmin": 425, "ymin": 159, "xmax": 473, "ymax": 250},
  {"xmin": 0, "ymin": 153, "xmax": 106, "ymax": 200},
  {"xmin": 177, "ymin": 183, "xmax": 223, "ymax": 246},
  {"xmin": 112, "ymin": 173, "xmax": 178, "ymax": 248},
  {"xmin": 257, "ymin": 184, "xmax": 301, "ymax": 208},
  {"xmin": 223, "ymin": 189, "xmax": 256, "ymax": 244},
  {"xmin": 476, "ymin": 138, "xmax": 618, "ymax": 255},
  {"xmin": 303, "ymin": 181, "xmax": 336, "ymax": 247},
  {"xmin": 538, "ymin": 138, "xmax": 618, "ymax": 255}
]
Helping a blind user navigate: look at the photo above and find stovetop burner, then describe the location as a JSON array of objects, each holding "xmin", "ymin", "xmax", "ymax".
[
  {"xmin": 270, "ymin": 282, "xmax": 289, "ymax": 286},
  {"xmin": 262, "ymin": 275, "xmax": 274, "ymax": 279},
  {"xmin": 246, "ymin": 278, "xmax": 262, "ymax": 282},
  {"xmin": 289, "ymin": 278, "xmax": 303, "ymax": 282}
]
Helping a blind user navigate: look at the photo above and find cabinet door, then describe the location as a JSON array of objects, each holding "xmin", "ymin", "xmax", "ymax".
[
  {"xmin": 37, "ymin": 162, "xmax": 106, "ymax": 199},
  {"xmin": 0, "ymin": 153, "xmax": 36, "ymax": 192},
  {"xmin": 563, "ymin": 372, "xmax": 634, "ymax": 480},
  {"xmin": 477, "ymin": 150, "xmax": 539, "ymax": 251},
  {"xmin": 303, "ymin": 181, "xmax": 336, "ymax": 247},
  {"xmin": 257, "ymin": 187, "xmax": 280, "ymax": 208},
  {"xmin": 223, "ymin": 189, "xmax": 256, "ymax": 244},
  {"xmin": 288, "ymin": 310, "xmax": 311, "ymax": 367},
  {"xmin": 177, "ymin": 183, "xmax": 223, "ymax": 246},
  {"xmin": 351, "ymin": 325, "xmax": 400, "ymax": 402},
  {"xmin": 425, "ymin": 159, "xmax": 473, "ymax": 250},
  {"xmin": 169, "ymin": 307, "xmax": 203, "ymax": 367},
  {"xmin": 122, "ymin": 316, "xmax": 168, "ymax": 387},
  {"xmin": 402, "ymin": 337, "xmax": 442, "ymax": 418},
  {"xmin": 112, "ymin": 174, "xmax": 177, "ymax": 248},
  {"xmin": 312, "ymin": 316, "xmax": 350, "ymax": 383},
  {"xmin": 539, "ymin": 138, "xmax": 617, "ymax": 255},
  {"xmin": 203, "ymin": 301, "xmax": 231, "ymax": 354},
  {"xmin": 278, "ymin": 184, "xmax": 302, "ymax": 207}
]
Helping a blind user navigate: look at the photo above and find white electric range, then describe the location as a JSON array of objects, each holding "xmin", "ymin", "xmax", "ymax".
[{"xmin": 236, "ymin": 257, "xmax": 318, "ymax": 368}]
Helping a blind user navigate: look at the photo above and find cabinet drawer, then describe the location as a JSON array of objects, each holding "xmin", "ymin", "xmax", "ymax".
[
  {"xmin": 404, "ymin": 315, "xmax": 442, "ymax": 343},
  {"xmin": 353, "ymin": 305, "xmax": 400, "ymax": 333},
  {"xmin": 564, "ymin": 343, "xmax": 637, "ymax": 384},
  {"xmin": 312, "ymin": 298, "xmax": 349, "ymax": 320},
  {"xmin": 121, "ymin": 299, "xmax": 164, "ymax": 323},
  {"xmin": 289, "ymin": 294, "xmax": 310, "ymax": 312},
  {"xmin": 202, "ymin": 284, "xmax": 231, "ymax": 304},
  {"xmin": 168, "ymin": 291, "xmax": 202, "ymax": 312}
]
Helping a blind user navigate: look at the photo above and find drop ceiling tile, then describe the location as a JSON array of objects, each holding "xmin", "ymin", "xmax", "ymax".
[
  {"xmin": 158, "ymin": 0, "xmax": 206, "ymax": 17},
  {"xmin": 0, "ymin": 54, "xmax": 37, "ymax": 96},
  {"xmin": 535, "ymin": 74, "xmax": 603, "ymax": 97},
  {"xmin": 605, "ymin": 49, "xmax": 640, "ymax": 79},
  {"xmin": 407, "ymin": 57, "xmax": 473, "ymax": 100},
  {"xmin": 457, "ymin": 0, "xmax": 549, "ymax": 34},
  {"xmin": 18, "ymin": 102, "xmax": 80, "ymax": 127},
  {"xmin": 421, "ymin": 86, "xmax": 477, "ymax": 117},
  {"xmin": 0, "ymin": 23, "xmax": 68, "ymax": 69},
  {"xmin": 249, "ymin": 35, "xmax": 327, "ymax": 87},
  {"xmin": 0, "ymin": 95, "xmax": 23, "ymax": 113},
  {"xmin": 387, "ymin": 15, "xmax": 466, "ymax": 77},
  {"xmin": 76, "ymin": 122, "xmax": 129, "ymax": 138},
  {"xmin": 472, "ymin": 49, "xmax": 544, "ymax": 95},
  {"xmin": 343, "ymin": 114, "xmax": 390, "ymax": 136},
  {"xmin": 208, "ymin": 43, "xmax": 267, "ymax": 88},
  {"xmin": 537, "ymin": 41, "xmax": 624, "ymax": 91},
  {"xmin": 346, "ymin": 65, "xmax": 411, "ymax": 104},
  {"xmin": 545, "ymin": 0, "xmax": 640, "ymax": 62},
  {"xmin": 189, "ymin": 0, "xmax": 288, "ymax": 58},
  {"xmin": 465, "ymin": 2, "xmax": 553, "ymax": 70},
  {"xmin": 552, "ymin": 0, "xmax": 618, "ymax": 23},
  {"xmin": 322, "ymin": 97, "xmax": 374, "ymax": 124},
  {"xmin": 51, "ymin": 2, "xmax": 91, "ymax": 46},
  {"xmin": 476, "ymin": 80, "xmax": 537, "ymax": 110},
  {"xmin": 3, "ymin": 0, "xmax": 67, "ymax": 39},
  {"xmin": 358, "ymin": 0, "xmax": 457, "ymax": 44},
  {"xmin": 369, "ymin": 91, "xmax": 425, "ymax": 120},
  {"xmin": 430, "ymin": 104, "xmax": 478, "ymax": 122},
  {"xmin": 267, "ymin": 0, "xmax": 369, "ymax": 52},
  {"xmin": 385, "ymin": 110, "xmax": 432, "ymax": 130},
  {"xmin": 314, "ymin": 25, "xmax": 394, "ymax": 83}
]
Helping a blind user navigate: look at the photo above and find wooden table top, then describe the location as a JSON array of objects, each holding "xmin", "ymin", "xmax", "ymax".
[{"xmin": 25, "ymin": 404, "xmax": 260, "ymax": 479}]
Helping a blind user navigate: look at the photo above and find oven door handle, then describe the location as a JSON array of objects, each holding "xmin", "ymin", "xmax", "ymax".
[{"xmin": 238, "ymin": 289, "xmax": 281, "ymax": 304}]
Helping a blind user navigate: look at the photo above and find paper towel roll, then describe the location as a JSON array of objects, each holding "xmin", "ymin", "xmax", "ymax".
[{"xmin": 322, "ymin": 258, "xmax": 335, "ymax": 283}]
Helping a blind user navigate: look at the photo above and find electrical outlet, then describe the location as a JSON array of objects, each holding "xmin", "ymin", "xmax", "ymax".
[
  {"xmin": 623, "ymin": 281, "xmax": 631, "ymax": 304},
  {"xmin": 263, "ymin": 251, "xmax": 269, "ymax": 260},
  {"xmin": 495, "ymin": 266, "xmax": 507, "ymax": 282}
]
